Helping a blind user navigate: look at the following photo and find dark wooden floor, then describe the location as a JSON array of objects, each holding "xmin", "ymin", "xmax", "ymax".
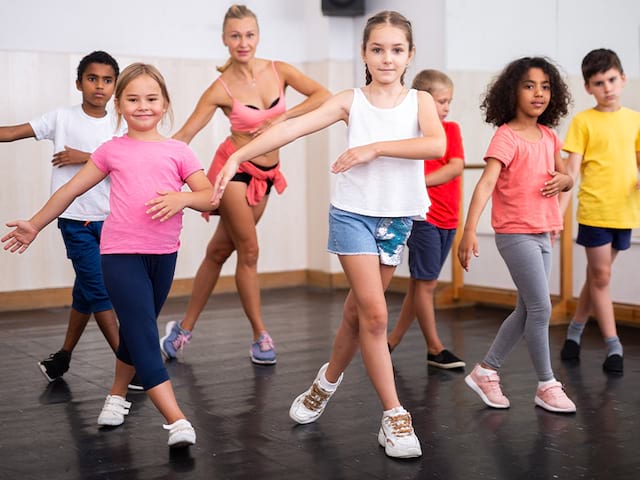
[{"xmin": 1, "ymin": 287, "xmax": 638, "ymax": 480}]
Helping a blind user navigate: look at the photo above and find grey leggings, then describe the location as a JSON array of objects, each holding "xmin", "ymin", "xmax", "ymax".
[{"xmin": 483, "ymin": 233, "xmax": 554, "ymax": 382}]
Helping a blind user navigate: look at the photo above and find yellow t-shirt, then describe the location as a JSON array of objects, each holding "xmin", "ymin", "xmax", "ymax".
[{"xmin": 563, "ymin": 107, "xmax": 640, "ymax": 228}]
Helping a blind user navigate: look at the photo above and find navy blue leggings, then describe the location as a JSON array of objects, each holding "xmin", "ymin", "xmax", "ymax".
[{"xmin": 101, "ymin": 253, "xmax": 177, "ymax": 390}]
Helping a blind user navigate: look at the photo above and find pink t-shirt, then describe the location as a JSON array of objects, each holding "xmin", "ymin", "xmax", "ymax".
[
  {"xmin": 485, "ymin": 124, "xmax": 563, "ymax": 234},
  {"xmin": 91, "ymin": 135, "xmax": 203, "ymax": 254}
]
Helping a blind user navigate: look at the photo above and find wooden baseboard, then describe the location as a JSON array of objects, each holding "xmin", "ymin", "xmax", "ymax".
[{"xmin": 1, "ymin": 272, "xmax": 638, "ymax": 328}]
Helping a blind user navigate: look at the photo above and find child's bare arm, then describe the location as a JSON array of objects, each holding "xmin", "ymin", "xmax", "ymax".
[
  {"xmin": 558, "ymin": 152, "xmax": 581, "ymax": 214},
  {"xmin": 0, "ymin": 123, "xmax": 35, "ymax": 142},
  {"xmin": 426, "ymin": 157, "xmax": 464, "ymax": 187}
]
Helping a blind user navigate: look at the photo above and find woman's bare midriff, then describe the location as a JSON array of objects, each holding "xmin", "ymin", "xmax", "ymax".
[{"xmin": 230, "ymin": 131, "xmax": 280, "ymax": 167}]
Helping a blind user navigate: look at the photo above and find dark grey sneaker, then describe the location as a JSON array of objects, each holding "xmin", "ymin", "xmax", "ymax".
[
  {"xmin": 38, "ymin": 350, "xmax": 71, "ymax": 382},
  {"xmin": 602, "ymin": 354, "xmax": 623, "ymax": 375},
  {"xmin": 560, "ymin": 339, "xmax": 580, "ymax": 361},
  {"xmin": 427, "ymin": 349, "xmax": 465, "ymax": 369}
]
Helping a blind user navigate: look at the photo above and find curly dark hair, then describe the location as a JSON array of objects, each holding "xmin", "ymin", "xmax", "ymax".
[{"xmin": 480, "ymin": 57, "xmax": 571, "ymax": 128}]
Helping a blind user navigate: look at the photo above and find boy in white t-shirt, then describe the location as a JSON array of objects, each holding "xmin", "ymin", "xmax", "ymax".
[{"xmin": 0, "ymin": 51, "xmax": 135, "ymax": 385}]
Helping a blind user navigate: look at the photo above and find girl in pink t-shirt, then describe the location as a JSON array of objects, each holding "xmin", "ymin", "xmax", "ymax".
[
  {"xmin": 2, "ymin": 63, "xmax": 213, "ymax": 447},
  {"xmin": 458, "ymin": 57, "xmax": 576, "ymax": 413}
]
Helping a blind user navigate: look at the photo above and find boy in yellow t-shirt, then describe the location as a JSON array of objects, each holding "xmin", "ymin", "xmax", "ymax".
[{"xmin": 559, "ymin": 48, "xmax": 640, "ymax": 375}]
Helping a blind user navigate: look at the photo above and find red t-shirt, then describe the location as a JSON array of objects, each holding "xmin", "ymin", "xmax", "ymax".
[{"xmin": 424, "ymin": 121, "xmax": 464, "ymax": 229}]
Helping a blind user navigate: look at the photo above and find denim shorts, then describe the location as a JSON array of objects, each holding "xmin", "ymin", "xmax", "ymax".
[
  {"xmin": 407, "ymin": 221, "xmax": 456, "ymax": 280},
  {"xmin": 57, "ymin": 218, "xmax": 111, "ymax": 314},
  {"xmin": 327, "ymin": 205, "xmax": 412, "ymax": 266},
  {"xmin": 576, "ymin": 224, "xmax": 631, "ymax": 251}
]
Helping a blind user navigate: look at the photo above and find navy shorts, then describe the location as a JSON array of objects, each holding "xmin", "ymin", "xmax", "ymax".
[
  {"xmin": 576, "ymin": 224, "xmax": 632, "ymax": 251},
  {"xmin": 407, "ymin": 221, "xmax": 456, "ymax": 280},
  {"xmin": 327, "ymin": 205, "xmax": 412, "ymax": 266},
  {"xmin": 57, "ymin": 218, "xmax": 112, "ymax": 314}
]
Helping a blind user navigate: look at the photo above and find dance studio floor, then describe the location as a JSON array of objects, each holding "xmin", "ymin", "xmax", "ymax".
[{"xmin": 1, "ymin": 286, "xmax": 638, "ymax": 479}]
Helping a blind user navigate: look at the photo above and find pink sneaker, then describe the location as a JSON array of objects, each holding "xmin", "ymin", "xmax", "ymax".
[
  {"xmin": 535, "ymin": 381, "xmax": 576, "ymax": 413},
  {"xmin": 465, "ymin": 364, "xmax": 510, "ymax": 408}
]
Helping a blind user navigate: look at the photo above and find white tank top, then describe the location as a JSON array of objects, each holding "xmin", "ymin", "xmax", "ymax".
[{"xmin": 331, "ymin": 88, "xmax": 429, "ymax": 218}]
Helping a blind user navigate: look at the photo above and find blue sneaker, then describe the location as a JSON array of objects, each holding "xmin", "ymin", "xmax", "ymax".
[
  {"xmin": 160, "ymin": 321, "xmax": 192, "ymax": 360},
  {"xmin": 250, "ymin": 332, "xmax": 276, "ymax": 365}
]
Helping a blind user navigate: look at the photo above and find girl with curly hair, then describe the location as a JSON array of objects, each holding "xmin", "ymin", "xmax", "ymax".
[{"xmin": 458, "ymin": 57, "xmax": 577, "ymax": 413}]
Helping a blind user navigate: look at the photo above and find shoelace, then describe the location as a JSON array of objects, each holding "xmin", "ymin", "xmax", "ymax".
[
  {"xmin": 302, "ymin": 382, "xmax": 330, "ymax": 411},
  {"xmin": 171, "ymin": 332, "xmax": 191, "ymax": 350},
  {"xmin": 258, "ymin": 334, "xmax": 274, "ymax": 352},
  {"xmin": 385, "ymin": 413, "xmax": 414, "ymax": 437}
]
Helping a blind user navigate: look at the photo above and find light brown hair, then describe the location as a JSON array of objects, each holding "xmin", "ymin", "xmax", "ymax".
[
  {"xmin": 114, "ymin": 62, "xmax": 173, "ymax": 129},
  {"xmin": 362, "ymin": 11, "xmax": 414, "ymax": 85},
  {"xmin": 411, "ymin": 69, "xmax": 453, "ymax": 94}
]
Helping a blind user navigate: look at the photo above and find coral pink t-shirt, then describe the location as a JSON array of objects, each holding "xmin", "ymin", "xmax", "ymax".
[
  {"xmin": 425, "ymin": 121, "xmax": 464, "ymax": 229},
  {"xmin": 485, "ymin": 124, "xmax": 563, "ymax": 234},
  {"xmin": 91, "ymin": 135, "xmax": 203, "ymax": 254}
]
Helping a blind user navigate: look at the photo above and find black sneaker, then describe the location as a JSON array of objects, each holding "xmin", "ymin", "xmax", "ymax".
[
  {"xmin": 38, "ymin": 350, "xmax": 71, "ymax": 382},
  {"xmin": 602, "ymin": 354, "xmax": 623, "ymax": 375},
  {"xmin": 427, "ymin": 349, "xmax": 465, "ymax": 369},
  {"xmin": 560, "ymin": 339, "xmax": 580, "ymax": 361},
  {"xmin": 128, "ymin": 374, "xmax": 144, "ymax": 391}
]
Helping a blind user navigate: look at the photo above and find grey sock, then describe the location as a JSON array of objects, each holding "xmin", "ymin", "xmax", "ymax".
[
  {"xmin": 604, "ymin": 336, "xmax": 623, "ymax": 357},
  {"xmin": 566, "ymin": 319, "xmax": 586, "ymax": 345}
]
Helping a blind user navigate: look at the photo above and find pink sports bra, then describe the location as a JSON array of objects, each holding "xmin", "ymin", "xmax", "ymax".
[{"xmin": 218, "ymin": 61, "xmax": 286, "ymax": 133}]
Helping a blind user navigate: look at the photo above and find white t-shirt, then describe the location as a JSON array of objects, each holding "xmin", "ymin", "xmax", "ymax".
[
  {"xmin": 29, "ymin": 105, "xmax": 121, "ymax": 221},
  {"xmin": 331, "ymin": 88, "xmax": 429, "ymax": 218}
]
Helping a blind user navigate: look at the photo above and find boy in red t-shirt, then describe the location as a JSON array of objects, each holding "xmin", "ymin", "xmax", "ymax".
[{"xmin": 387, "ymin": 69, "xmax": 466, "ymax": 369}]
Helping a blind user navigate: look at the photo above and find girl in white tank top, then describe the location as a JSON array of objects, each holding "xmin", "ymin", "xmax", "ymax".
[{"xmin": 212, "ymin": 11, "xmax": 445, "ymax": 459}]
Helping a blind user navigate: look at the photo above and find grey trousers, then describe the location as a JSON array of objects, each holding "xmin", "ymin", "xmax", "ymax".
[{"xmin": 483, "ymin": 233, "xmax": 554, "ymax": 382}]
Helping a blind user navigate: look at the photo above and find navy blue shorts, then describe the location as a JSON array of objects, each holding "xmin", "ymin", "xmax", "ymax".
[
  {"xmin": 407, "ymin": 221, "xmax": 456, "ymax": 280},
  {"xmin": 576, "ymin": 224, "xmax": 632, "ymax": 251},
  {"xmin": 57, "ymin": 218, "xmax": 111, "ymax": 314}
]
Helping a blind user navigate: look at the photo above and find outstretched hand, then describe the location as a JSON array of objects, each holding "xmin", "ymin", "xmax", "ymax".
[
  {"xmin": 145, "ymin": 191, "xmax": 186, "ymax": 222},
  {"xmin": 331, "ymin": 145, "xmax": 377, "ymax": 173},
  {"xmin": 457, "ymin": 231, "xmax": 479, "ymax": 272},
  {"xmin": 2, "ymin": 220, "xmax": 39, "ymax": 254},
  {"xmin": 52, "ymin": 146, "xmax": 88, "ymax": 167}
]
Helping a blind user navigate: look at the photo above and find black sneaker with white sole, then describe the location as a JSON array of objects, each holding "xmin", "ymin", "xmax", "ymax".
[
  {"xmin": 427, "ymin": 349, "xmax": 466, "ymax": 369},
  {"xmin": 128, "ymin": 374, "xmax": 144, "ymax": 391},
  {"xmin": 38, "ymin": 350, "xmax": 71, "ymax": 382}
]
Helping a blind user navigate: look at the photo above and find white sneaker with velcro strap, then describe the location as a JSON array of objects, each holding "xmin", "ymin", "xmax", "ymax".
[
  {"xmin": 97, "ymin": 395, "xmax": 132, "ymax": 426},
  {"xmin": 163, "ymin": 419, "xmax": 196, "ymax": 448}
]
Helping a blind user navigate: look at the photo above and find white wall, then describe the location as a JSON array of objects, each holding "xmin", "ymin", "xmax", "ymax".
[{"xmin": 1, "ymin": 0, "xmax": 639, "ymax": 306}]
